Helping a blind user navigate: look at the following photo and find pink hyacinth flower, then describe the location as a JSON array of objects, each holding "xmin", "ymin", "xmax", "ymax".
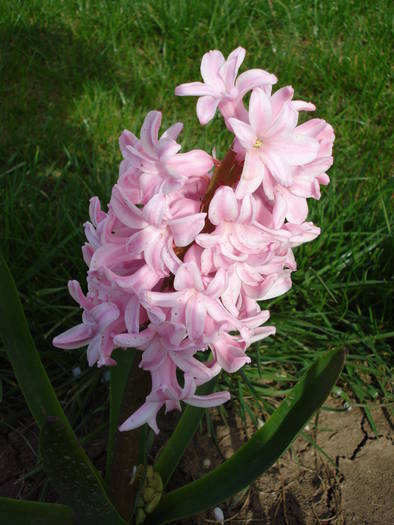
[
  {"xmin": 229, "ymin": 87, "xmax": 320, "ymax": 198},
  {"xmin": 114, "ymin": 323, "xmax": 228, "ymax": 433},
  {"xmin": 261, "ymin": 119, "xmax": 335, "ymax": 227},
  {"xmin": 143, "ymin": 261, "xmax": 237, "ymax": 345},
  {"xmin": 119, "ymin": 111, "xmax": 213, "ymax": 202},
  {"xmin": 52, "ymin": 281, "xmax": 121, "ymax": 367},
  {"xmin": 175, "ymin": 47, "xmax": 277, "ymax": 125},
  {"xmin": 53, "ymin": 46, "xmax": 333, "ymax": 434},
  {"xmin": 110, "ymin": 188, "xmax": 206, "ymax": 276}
]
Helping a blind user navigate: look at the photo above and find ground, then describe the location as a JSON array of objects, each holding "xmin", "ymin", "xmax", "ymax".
[
  {"xmin": 173, "ymin": 402, "xmax": 393, "ymax": 524},
  {"xmin": 1, "ymin": 399, "xmax": 392, "ymax": 524}
]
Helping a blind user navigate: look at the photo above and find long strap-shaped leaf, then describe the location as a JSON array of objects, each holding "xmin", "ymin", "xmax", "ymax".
[
  {"xmin": 145, "ymin": 348, "xmax": 345, "ymax": 525},
  {"xmin": 154, "ymin": 378, "xmax": 217, "ymax": 487},
  {"xmin": 40, "ymin": 418, "xmax": 127, "ymax": 525},
  {"xmin": 0, "ymin": 253, "xmax": 70, "ymax": 430},
  {"xmin": 0, "ymin": 497, "xmax": 75, "ymax": 525},
  {"xmin": 0, "ymin": 254, "xmax": 125, "ymax": 524}
]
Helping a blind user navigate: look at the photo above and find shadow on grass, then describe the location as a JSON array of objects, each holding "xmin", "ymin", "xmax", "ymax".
[{"xmin": 0, "ymin": 21, "xmax": 128, "ymax": 168}]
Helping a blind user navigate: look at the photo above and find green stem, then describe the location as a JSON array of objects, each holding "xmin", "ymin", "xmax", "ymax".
[
  {"xmin": 108, "ymin": 352, "xmax": 151, "ymax": 521},
  {"xmin": 154, "ymin": 378, "xmax": 217, "ymax": 487},
  {"xmin": 105, "ymin": 347, "xmax": 136, "ymax": 483}
]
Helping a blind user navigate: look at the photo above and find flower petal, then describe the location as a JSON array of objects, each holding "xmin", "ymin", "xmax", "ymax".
[
  {"xmin": 209, "ymin": 186, "xmax": 238, "ymax": 225},
  {"xmin": 262, "ymin": 149, "xmax": 292, "ymax": 186},
  {"xmin": 292, "ymin": 100, "xmax": 316, "ymax": 112},
  {"xmin": 161, "ymin": 122, "xmax": 183, "ymax": 140},
  {"xmin": 110, "ymin": 185, "xmax": 147, "ymax": 229},
  {"xmin": 269, "ymin": 134, "xmax": 319, "ymax": 166},
  {"xmin": 53, "ymin": 323, "xmax": 93, "ymax": 350},
  {"xmin": 200, "ymin": 49, "xmax": 225, "ymax": 86},
  {"xmin": 119, "ymin": 401, "xmax": 162, "ymax": 434},
  {"xmin": 140, "ymin": 111, "xmax": 162, "ymax": 154},
  {"xmin": 272, "ymin": 192, "xmax": 287, "ymax": 229},
  {"xmin": 235, "ymin": 69, "xmax": 278, "ymax": 97},
  {"xmin": 114, "ymin": 328, "xmax": 155, "ymax": 349},
  {"xmin": 228, "ymin": 118, "xmax": 256, "ymax": 150},
  {"xmin": 166, "ymin": 150, "xmax": 213, "ymax": 177},
  {"xmin": 168, "ymin": 213, "xmax": 206, "ymax": 247},
  {"xmin": 124, "ymin": 296, "xmax": 141, "ymax": 333},
  {"xmin": 219, "ymin": 47, "xmax": 245, "ymax": 91},
  {"xmin": 249, "ymin": 87, "xmax": 273, "ymax": 137},
  {"xmin": 185, "ymin": 391, "xmax": 230, "ymax": 408},
  {"xmin": 174, "ymin": 262, "xmax": 204, "ymax": 291},
  {"xmin": 236, "ymin": 150, "xmax": 265, "ymax": 198},
  {"xmin": 196, "ymin": 96, "xmax": 220, "ymax": 125},
  {"xmin": 175, "ymin": 81, "xmax": 216, "ymax": 97}
]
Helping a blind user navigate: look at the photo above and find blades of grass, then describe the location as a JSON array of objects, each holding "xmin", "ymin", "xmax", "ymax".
[
  {"xmin": 237, "ymin": 378, "xmax": 246, "ymax": 422},
  {"xmin": 0, "ymin": 497, "xmax": 75, "ymax": 525},
  {"xmin": 40, "ymin": 418, "xmax": 127, "ymax": 525},
  {"xmin": 154, "ymin": 377, "xmax": 217, "ymax": 488},
  {"xmin": 255, "ymin": 342, "xmax": 263, "ymax": 377},
  {"xmin": 239, "ymin": 368, "xmax": 263, "ymax": 406},
  {"xmin": 17, "ymin": 230, "xmax": 81, "ymax": 287},
  {"xmin": 145, "ymin": 349, "xmax": 345, "ymax": 525},
  {"xmin": 300, "ymin": 431, "xmax": 336, "ymax": 468},
  {"xmin": 0, "ymin": 253, "xmax": 71, "ymax": 430},
  {"xmin": 205, "ymin": 410, "xmax": 225, "ymax": 460},
  {"xmin": 346, "ymin": 366, "xmax": 378, "ymax": 436},
  {"xmin": 105, "ymin": 347, "xmax": 136, "ymax": 484}
]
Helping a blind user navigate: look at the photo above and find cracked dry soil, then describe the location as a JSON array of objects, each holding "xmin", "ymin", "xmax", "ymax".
[
  {"xmin": 173, "ymin": 403, "xmax": 393, "ymax": 524},
  {"xmin": 0, "ymin": 401, "xmax": 392, "ymax": 524}
]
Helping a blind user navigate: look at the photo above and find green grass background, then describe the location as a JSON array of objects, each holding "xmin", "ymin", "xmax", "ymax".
[{"xmin": 1, "ymin": 0, "xmax": 392, "ymax": 460}]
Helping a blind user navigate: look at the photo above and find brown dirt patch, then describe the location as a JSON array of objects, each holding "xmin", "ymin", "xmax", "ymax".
[
  {"xmin": 0, "ymin": 401, "xmax": 392, "ymax": 524},
  {"xmin": 173, "ymin": 402, "xmax": 393, "ymax": 524}
]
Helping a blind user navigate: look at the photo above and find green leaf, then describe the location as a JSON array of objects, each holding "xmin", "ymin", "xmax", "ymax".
[
  {"xmin": 40, "ymin": 417, "xmax": 127, "ymax": 525},
  {"xmin": 145, "ymin": 348, "xmax": 345, "ymax": 525},
  {"xmin": 105, "ymin": 347, "xmax": 136, "ymax": 483},
  {"xmin": 0, "ymin": 497, "xmax": 75, "ymax": 525},
  {"xmin": 154, "ymin": 378, "xmax": 217, "ymax": 488},
  {"xmin": 0, "ymin": 253, "xmax": 70, "ymax": 430}
]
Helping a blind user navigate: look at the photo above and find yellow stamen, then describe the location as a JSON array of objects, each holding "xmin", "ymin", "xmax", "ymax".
[{"xmin": 254, "ymin": 139, "xmax": 263, "ymax": 148}]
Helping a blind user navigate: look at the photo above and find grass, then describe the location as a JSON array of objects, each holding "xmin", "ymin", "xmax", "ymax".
[{"xmin": 0, "ymin": 0, "xmax": 392, "ymax": 462}]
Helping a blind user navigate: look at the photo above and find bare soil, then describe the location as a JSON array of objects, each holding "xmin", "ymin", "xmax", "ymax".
[
  {"xmin": 0, "ymin": 401, "xmax": 392, "ymax": 524},
  {"xmin": 174, "ymin": 403, "xmax": 393, "ymax": 524}
]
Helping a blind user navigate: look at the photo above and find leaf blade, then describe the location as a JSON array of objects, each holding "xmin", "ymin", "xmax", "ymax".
[
  {"xmin": 0, "ymin": 497, "xmax": 75, "ymax": 525},
  {"xmin": 0, "ymin": 253, "xmax": 70, "ymax": 430},
  {"xmin": 40, "ymin": 417, "xmax": 127, "ymax": 525}
]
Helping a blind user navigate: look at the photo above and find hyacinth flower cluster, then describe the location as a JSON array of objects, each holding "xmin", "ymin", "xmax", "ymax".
[{"xmin": 53, "ymin": 47, "xmax": 334, "ymax": 435}]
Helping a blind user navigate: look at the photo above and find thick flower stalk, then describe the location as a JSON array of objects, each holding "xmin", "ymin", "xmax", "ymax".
[{"xmin": 54, "ymin": 47, "xmax": 334, "ymax": 434}]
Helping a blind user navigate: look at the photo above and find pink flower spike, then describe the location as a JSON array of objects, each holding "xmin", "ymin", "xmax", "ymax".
[
  {"xmin": 119, "ymin": 111, "xmax": 212, "ymax": 203},
  {"xmin": 53, "ymin": 46, "xmax": 334, "ymax": 434}
]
